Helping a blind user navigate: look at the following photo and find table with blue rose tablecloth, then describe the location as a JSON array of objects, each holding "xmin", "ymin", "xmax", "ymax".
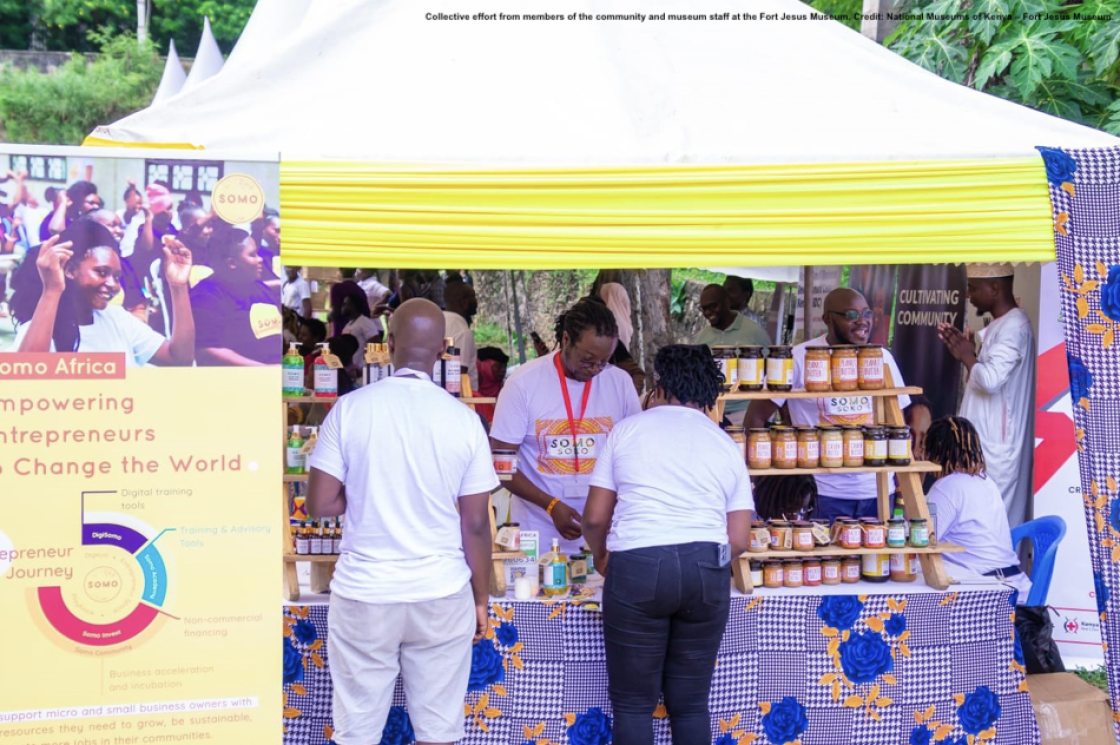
[{"xmin": 281, "ymin": 582, "xmax": 1039, "ymax": 745}]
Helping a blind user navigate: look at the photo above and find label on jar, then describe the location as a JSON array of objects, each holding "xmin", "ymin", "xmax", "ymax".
[
  {"xmin": 544, "ymin": 563, "xmax": 567, "ymax": 591},
  {"xmin": 843, "ymin": 563, "xmax": 862, "ymax": 581},
  {"xmin": 823, "ymin": 439, "xmax": 844, "ymax": 461},
  {"xmin": 823, "ymin": 564, "xmax": 840, "ymax": 581},
  {"xmin": 785, "ymin": 566, "xmax": 803, "ymax": 585},
  {"xmin": 841, "ymin": 526, "xmax": 862, "ymax": 548},
  {"xmin": 750, "ymin": 530, "xmax": 770, "ymax": 550},
  {"xmin": 805, "ymin": 358, "xmax": 830, "ymax": 384},
  {"xmin": 751, "ymin": 440, "xmax": 772, "ymax": 461},
  {"xmin": 797, "ymin": 440, "xmax": 819, "ymax": 462},
  {"xmin": 804, "ymin": 564, "xmax": 822, "ymax": 584},
  {"xmin": 794, "ymin": 531, "xmax": 814, "ymax": 549},
  {"xmin": 782, "ymin": 441, "xmax": 797, "ymax": 462},
  {"xmin": 860, "ymin": 357, "xmax": 884, "ymax": 383},
  {"xmin": 887, "ymin": 525, "xmax": 908, "ymax": 546},
  {"xmin": 862, "ymin": 553, "xmax": 890, "ymax": 577},
  {"xmin": 751, "ymin": 568, "xmax": 764, "ymax": 585},
  {"xmin": 719, "ymin": 359, "xmax": 737, "ymax": 389},
  {"xmin": 846, "ymin": 437, "xmax": 865, "ymax": 459},
  {"xmin": 863, "ymin": 526, "xmax": 886, "ymax": 547},
  {"xmin": 767, "ymin": 357, "xmax": 793, "ymax": 386},
  {"xmin": 889, "ymin": 438, "xmax": 911, "ymax": 459},
  {"xmin": 911, "ymin": 525, "xmax": 930, "ymax": 546},
  {"xmin": 867, "ymin": 439, "xmax": 888, "ymax": 459},
  {"xmin": 739, "ymin": 358, "xmax": 763, "ymax": 386},
  {"xmin": 835, "ymin": 357, "xmax": 859, "ymax": 382},
  {"xmin": 889, "ymin": 554, "xmax": 908, "ymax": 572}
]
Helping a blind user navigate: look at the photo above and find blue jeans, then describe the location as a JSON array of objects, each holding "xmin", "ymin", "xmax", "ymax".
[
  {"xmin": 812, "ymin": 495, "xmax": 880, "ymax": 522},
  {"xmin": 603, "ymin": 542, "xmax": 730, "ymax": 745}
]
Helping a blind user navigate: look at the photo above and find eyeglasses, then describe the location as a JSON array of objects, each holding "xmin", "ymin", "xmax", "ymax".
[
  {"xmin": 570, "ymin": 342, "xmax": 610, "ymax": 372},
  {"xmin": 828, "ymin": 309, "xmax": 874, "ymax": 323}
]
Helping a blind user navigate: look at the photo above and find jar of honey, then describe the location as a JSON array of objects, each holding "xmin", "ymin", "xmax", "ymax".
[
  {"xmin": 750, "ymin": 560, "xmax": 764, "ymax": 587},
  {"xmin": 819, "ymin": 426, "xmax": 844, "ymax": 468},
  {"xmin": 803, "ymin": 558, "xmax": 822, "ymax": 586},
  {"xmin": 861, "ymin": 518, "xmax": 887, "ymax": 549},
  {"xmin": 726, "ymin": 426, "xmax": 747, "ymax": 462},
  {"xmin": 811, "ymin": 521, "xmax": 832, "ymax": 547},
  {"xmin": 841, "ymin": 557, "xmax": 862, "ymax": 583},
  {"xmin": 768, "ymin": 520, "xmax": 793, "ymax": 550},
  {"xmin": 748, "ymin": 429, "xmax": 772, "ymax": 470},
  {"xmin": 842, "ymin": 426, "xmax": 865, "ymax": 467},
  {"xmin": 737, "ymin": 346, "xmax": 765, "ymax": 391},
  {"xmin": 890, "ymin": 553, "xmax": 919, "ymax": 582},
  {"xmin": 792, "ymin": 521, "xmax": 815, "ymax": 551},
  {"xmin": 863, "ymin": 426, "xmax": 888, "ymax": 466},
  {"xmin": 771, "ymin": 427, "xmax": 798, "ymax": 470},
  {"xmin": 796, "ymin": 427, "xmax": 821, "ymax": 469},
  {"xmin": 713, "ymin": 346, "xmax": 738, "ymax": 392},
  {"xmin": 822, "ymin": 557, "xmax": 842, "ymax": 585},
  {"xmin": 858, "ymin": 345, "xmax": 885, "ymax": 390},
  {"xmin": 783, "ymin": 560, "xmax": 804, "ymax": 588},
  {"xmin": 888, "ymin": 426, "xmax": 912, "ymax": 466},
  {"xmin": 766, "ymin": 346, "xmax": 794, "ymax": 392},
  {"xmin": 830, "ymin": 345, "xmax": 859, "ymax": 391},
  {"xmin": 763, "ymin": 560, "xmax": 784, "ymax": 588},
  {"xmin": 834, "ymin": 518, "xmax": 862, "ymax": 549},
  {"xmin": 805, "ymin": 347, "xmax": 832, "ymax": 392},
  {"xmin": 862, "ymin": 553, "xmax": 891, "ymax": 583},
  {"xmin": 749, "ymin": 522, "xmax": 771, "ymax": 553}
]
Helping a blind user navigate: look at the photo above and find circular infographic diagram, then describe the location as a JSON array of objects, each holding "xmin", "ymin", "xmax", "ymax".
[{"xmin": 35, "ymin": 491, "xmax": 174, "ymax": 648}]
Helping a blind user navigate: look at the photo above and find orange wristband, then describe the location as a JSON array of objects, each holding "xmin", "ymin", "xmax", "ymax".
[{"xmin": 545, "ymin": 498, "xmax": 561, "ymax": 517}]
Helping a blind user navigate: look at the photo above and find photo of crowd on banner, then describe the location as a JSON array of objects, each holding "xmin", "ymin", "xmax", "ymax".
[{"xmin": 0, "ymin": 154, "xmax": 281, "ymax": 367}]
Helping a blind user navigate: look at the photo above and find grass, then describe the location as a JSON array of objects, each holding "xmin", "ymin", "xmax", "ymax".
[
  {"xmin": 1074, "ymin": 665, "xmax": 1109, "ymax": 692},
  {"xmin": 474, "ymin": 321, "xmax": 538, "ymax": 361}
]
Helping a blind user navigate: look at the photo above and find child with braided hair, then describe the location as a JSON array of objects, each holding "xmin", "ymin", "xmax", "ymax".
[{"xmin": 925, "ymin": 416, "xmax": 1031, "ymax": 600}]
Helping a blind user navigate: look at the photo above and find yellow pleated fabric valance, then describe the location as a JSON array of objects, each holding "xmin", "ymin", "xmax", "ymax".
[{"xmin": 280, "ymin": 158, "xmax": 1054, "ymax": 269}]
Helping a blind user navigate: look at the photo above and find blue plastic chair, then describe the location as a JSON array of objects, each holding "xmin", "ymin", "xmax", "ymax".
[{"xmin": 1010, "ymin": 516, "xmax": 1067, "ymax": 607}]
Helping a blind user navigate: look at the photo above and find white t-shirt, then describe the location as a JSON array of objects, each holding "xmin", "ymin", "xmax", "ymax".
[
  {"xmin": 282, "ymin": 275, "xmax": 311, "ymax": 315},
  {"xmin": 115, "ymin": 209, "xmax": 144, "ymax": 258},
  {"xmin": 309, "ymin": 370, "xmax": 500, "ymax": 604},
  {"xmin": 590, "ymin": 406, "xmax": 754, "ymax": 552},
  {"xmin": 358, "ymin": 275, "xmax": 391, "ymax": 307},
  {"xmin": 341, "ymin": 315, "xmax": 384, "ymax": 368},
  {"xmin": 490, "ymin": 351, "xmax": 642, "ymax": 553},
  {"xmin": 13, "ymin": 304, "xmax": 165, "ymax": 367},
  {"xmin": 772, "ymin": 335, "xmax": 911, "ymax": 500},
  {"xmin": 444, "ymin": 311, "xmax": 478, "ymax": 392},
  {"xmin": 927, "ymin": 472, "xmax": 1031, "ymax": 600}
]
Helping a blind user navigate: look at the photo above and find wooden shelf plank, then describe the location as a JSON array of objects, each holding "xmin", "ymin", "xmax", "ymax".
[
  {"xmin": 750, "ymin": 461, "xmax": 940, "ymax": 476},
  {"xmin": 719, "ymin": 386, "xmax": 921, "ymax": 401},
  {"xmin": 284, "ymin": 554, "xmax": 339, "ymax": 563},
  {"xmin": 738, "ymin": 542, "xmax": 965, "ymax": 560},
  {"xmin": 283, "ymin": 396, "xmax": 333, "ymax": 404},
  {"xmin": 283, "ymin": 474, "xmax": 309, "ymax": 482}
]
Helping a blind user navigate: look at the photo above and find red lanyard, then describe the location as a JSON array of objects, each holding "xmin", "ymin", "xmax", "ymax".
[{"xmin": 555, "ymin": 352, "xmax": 593, "ymax": 473}]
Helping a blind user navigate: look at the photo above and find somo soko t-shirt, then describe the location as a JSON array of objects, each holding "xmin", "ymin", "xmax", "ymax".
[
  {"xmin": 590, "ymin": 406, "xmax": 754, "ymax": 552},
  {"xmin": 190, "ymin": 276, "xmax": 282, "ymax": 364},
  {"xmin": 490, "ymin": 351, "xmax": 641, "ymax": 554},
  {"xmin": 13, "ymin": 304, "xmax": 165, "ymax": 367},
  {"xmin": 309, "ymin": 370, "xmax": 500, "ymax": 604}
]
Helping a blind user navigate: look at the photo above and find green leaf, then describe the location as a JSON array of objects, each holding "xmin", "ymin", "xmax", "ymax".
[
  {"xmin": 969, "ymin": 0, "xmax": 1011, "ymax": 45},
  {"xmin": 1088, "ymin": 20, "xmax": 1120, "ymax": 75},
  {"xmin": 1031, "ymin": 82, "xmax": 1086, "ymax": 123},
  {"xmin": 1062, "ymin": 78, "xmax": 1114, "ymax": 108},
  {"xmin": 974, "ymin": 41, "xmax": 1017, "ymax": 89},
  {"xmin": 1007, "ymin": 27, "xmax": 1055, "ymax": 96}
]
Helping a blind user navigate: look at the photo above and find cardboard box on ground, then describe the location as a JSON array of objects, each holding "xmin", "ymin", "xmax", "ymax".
[{"xmin": 1028, "ymin": 673, "xmax": 1113, "ymax": 744}]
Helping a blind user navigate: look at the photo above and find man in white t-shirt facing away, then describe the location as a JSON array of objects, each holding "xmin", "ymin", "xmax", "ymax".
[
  {"xmin": 355, "ymin": 267, "xmax": 391, "ymax": 308},
  {"xmin": 281, "ymin": 266, "xmax": 312, "ymax": 318},
  {"xmin": 444, "ymin": 279, "xmax": 479, "ymax": 392},
  {"xmin": 307, "ymin": 298, "xmax": 498, "ymax": 745},
  {"xmin": 746, "ymin": 288, "xmax": 910, "ymax": 521},
  {"xmin": 491, "ymin": 297, "xmax": 642, "ymax": 554}
]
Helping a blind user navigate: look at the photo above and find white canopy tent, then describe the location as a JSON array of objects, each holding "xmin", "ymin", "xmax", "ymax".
[
  {"xmin": 150, "ymin": 39, "xmax": 186, "ymax": 106},
  {"xmin": 92, "ymin": 0, "xmax": 1118, "ymax": 160},
  {"xmin": 221, "ymin": 0, "xmax": 313, "ymax": 77},
  {"xmin": 176, "ymin": 17, "xmax": 225, "ymax": 97}
]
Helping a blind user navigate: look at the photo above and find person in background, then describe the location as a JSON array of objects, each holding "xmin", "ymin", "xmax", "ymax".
[
  {"xmin": 905, "ymin": 395, "xmax": 934, "ymax": 462},
  {"xmin": 337, "ymin": 283, "xmax": 384, "ymax": 368},
  {"xmin": 84, "ymin": 209, "xmax": 149, "ymax": 322},
  {"xmin": 144, "ymin": 183, "xmax": 178, "ymax": 243},
  {"xmin": 307, "ymin": 298, "xmax": 496, "ymax": 745},
  {"xmin": 475, "ymin": 346, "xmax": 509, "ymax": 425},
  {"xmin": 724, "ymin": 274, "xmax": 765, "ymax": 327},
  {"xmin": 598, "ymin": 281, "xmax": 634, "ymax": 350},
  {"xmin": 190, "ymin": 226, "xmax": 281, "ymax": 366},
  {"xmin": 421, "ymin": 269, "xmax": 446, "ymax": 310},
  {"xmin": 747, "ymin": 288, "xmax": 910, "ymax": 521},
  {"xmin": 490, "ymin": 298, "xmax": 641, "ymax": 553},
  {"xmin": 696, "ymin": 283, "xmax": 770, "ymax": 425},
  {"xmin": 282, "ymin": 306, "xmax": 300, "ymax": 347},
  {"xmin": 41, "ymin": 180, "xmax": 101, "ymax": 241},
  {"xmin": 584, "ymin": 344, "xmax": 753, "ymax": 745},
  {"xmin": 924, "ymin": 416, "xmax": 1031, "ymax": 599},
  {"xmin": 752, "ymin": 475, "xmax": 818, "ymax": 522},
  {"xmin": 299, "ymin": 317, "xmax": 328, "ymax": 357},
  {"xmin": 938, "ymin": 263, "xmax": 1035, "ymax": 528},
  {"xmin": 283, "ymin": 266, "xmax": 313, "ymax": 319},
  {"xmin": 355, "ymin": 268, "xmax": 391, "ymax": 308},
  {"xmin": 444, "ymin": 280, "xmax": 479, "ymax": 392},
  {"xmin": 116, "ymin": 180, "xmax": 146, "ymax": 257},
  {"xmin": 10, "ymin": 222, "xmax": 194, "ymax": 366},
  {"xmin": 327, "ymin": 334, "xmax": 360, "ymax": 396},
  {"xmin": 251, "ymin": 210, "xmax": 280, "ymax": 276}
]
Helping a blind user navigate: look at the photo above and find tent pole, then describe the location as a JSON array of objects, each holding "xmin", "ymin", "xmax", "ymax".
[{"xmin": 509, "ymin": 270, "xmax": 527, "ymax": 365}]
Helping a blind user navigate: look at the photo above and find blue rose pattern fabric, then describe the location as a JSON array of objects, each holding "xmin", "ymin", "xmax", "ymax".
[
  {"xmin": 495, "ymin": 621, "xmax": 519, "ymax": 647},
  {"xmin": 1036, "ymin": 146, "xmax": 1078, "ymax": 185},
  {"xmin": 884, "ymin": 613, "xmax": 907, "ymax": 637},
  {"xmin": 816, "ymin": 595, "xmax": 865, "ymax": 630},
  {"xmin": 761, "ymin": 697, "xmax": 808, "ymax": 745},
  {"xmin": 1067, "ymin": 354, "xmax": 1093, "ymax": 403},
  {"xmin": 909, "ymin": 725, "xmax": 932, "ymax": 745},
  {"xmin": 377, "ymin": 706, "xmax": 414, "ymax": 745},
  {"xmin": 567, "ymin": 707, "xmax": 612, "ymax": 745},
  {"xmin": 1095, "ymin": 571, "xmax": 1110, "ymax": 616},
  {"xmin": 1101, "ymin": 265, "xmax": 1120, "ymax": 323},
  {"xmin": 467, "ymin": 637, "xmax": 505, "ymax": 692},
  {"xmin": 838, "ymin": 630, "xmax": 894, "ymax": 684},
  {"xmin": 292, "ymin": 619, "xmax": 318, "ymax": 645},
  {"xmin": 958, "ymin": 686, "xmax": 1001, "ymax": 735},
  {"xmin": 283, "ymin": 636, "xmax": 304, "ymax": 685}
]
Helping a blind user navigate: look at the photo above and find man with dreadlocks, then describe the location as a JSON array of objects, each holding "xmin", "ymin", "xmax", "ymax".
[
  {"xmin": 924, "ymin": 416, "xmax": 1030, "ymax": 599},
  {"xmin": 491, "ymin": 297, "xmax": 642, "ymax": 553}
]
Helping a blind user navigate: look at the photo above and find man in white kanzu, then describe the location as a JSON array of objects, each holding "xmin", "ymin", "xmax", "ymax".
[
  {"xmin": 747, "ymin": 288, "xmax": 910, "ymax": 521},
  {"xmin": 938, "ymin": 263, "xmax": 1035, "ymax": 528},
  {"xmin": 307, "ymin": 299, "xmax": 497, "ymax": 745},
  {"xmin": 490, "ymin": 298, "xmax": 642, "ymax": 554},
  {"xmin": 282, "ymin": 266, "xmax": 312, "ymax": 318}
]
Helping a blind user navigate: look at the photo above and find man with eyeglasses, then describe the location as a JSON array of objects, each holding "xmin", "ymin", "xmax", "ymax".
[
  {"xmin": 696, "ymin": 283, "xmax": 770, "ymax": 426},
  {"xmin": 491, "ymin": 297, "xmax": 642, "ymax": 553},
  {"xmin": 746, "ymin": 288, "xmax": 911, "ymax": 521}
]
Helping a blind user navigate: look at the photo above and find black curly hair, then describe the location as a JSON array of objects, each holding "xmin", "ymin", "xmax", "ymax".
[
  {"xmin": 554, "ymin": 296, "xmax": 619, "ymax": 347},
  {"xmin": 652, "ymin": 344, "xmax": 723, "ymax": 411},
  {"xmin": 753, "ymin": 475, "xmax": 818, "ymax": 522},
  {"xmin": 925, "ymin": 416, "xmax": 987, "ymax": 478}
]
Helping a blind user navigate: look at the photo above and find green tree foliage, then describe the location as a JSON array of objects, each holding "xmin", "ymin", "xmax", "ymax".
[
  {"xmin": 809, "ymin": 0, "xmax": 864, "ymax": 30},
  {"xmin": 889, "ymin": 0, "xmax": 1120, "ymax": 134},
  {"xmin": 0, "ymin": 32, "xmax": 161, "ymax": 144}
]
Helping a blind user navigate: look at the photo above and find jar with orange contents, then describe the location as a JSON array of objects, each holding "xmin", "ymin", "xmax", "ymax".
[
  {"xmin": 771, "ymin": 427, "xmax": 798, "ymax": 470},
  {"xmin": 830, "ymin": 345, "xmax": 859, "ymax": 391},
  {"xmin": 804, "ymin": 348, "xmax": 832, "ymax": 392},
  {"xmin": 796, "ymin": 427, "xmax": 820, "ymax": 469},
  {"xmin": 858, "ymin": 345, "xmax": 885, "ymax": 390}
]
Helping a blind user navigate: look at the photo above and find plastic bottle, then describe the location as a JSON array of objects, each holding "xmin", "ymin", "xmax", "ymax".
[
  {"xmin": 333, "ymin": 518, "xmax": 344, "ymax": 554},
  {"xmin": 286, "ymin": 426, "xmax": 305, "ymax": 475},
  {"xmin": 542, "ymin": 538, "xmax": 569, "ymax": 597},
  {"xmin": 304, "ymin": 427, "xmax": 319, "ymax": 462},
  {"xmin": 294, "ymin": 523, "xmax": 309, "ymax": 555},
  {"xmin": 313, "ymin": 342, "xmax": 337, "ymax": 398},
  {"xmin": 283, "ymin": 343, "xmax": 304, "ymax": 397},
  {"xmin": 309, "ymin": 520, "xmax": 323, "ymax": 555},
  {"xmin": 363, "ymin": 343, "xmax": 381, "ymax": 386},
  {"xmin": 445, "ymin": 340, "xmax": 462, "ymax": 397}
]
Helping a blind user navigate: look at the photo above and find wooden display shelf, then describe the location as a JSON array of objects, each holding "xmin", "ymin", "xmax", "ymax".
[
  {"xmin": 719, "ymin": 386, "xmax": 921, "ymax": 401},
  {"xmin": 283, "ymin": 474, "xmax": 309, "ymax": 483},
  {"xmin": 739, "ymin": 542, "xmax": 965, "ymax": 560},
  {"xmin": 283, "ymin": 396, "xmax": 330, "ymax": 404},
  {"xmin": 284, "ymin": 554, "xmax": 339, "ymax": 563},
  {"xmin": 749, "ymin": 461, "xmax": 940, "ymax": 477}
]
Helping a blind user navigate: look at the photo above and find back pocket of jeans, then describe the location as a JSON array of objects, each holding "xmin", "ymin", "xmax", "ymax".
[
  {"xmin": 606, "ymin": 552, "xmax": 660, "ymax": 605},
  {"xmin": 697, "ymin": 562, "xmax": 731, "ymax": 608}
]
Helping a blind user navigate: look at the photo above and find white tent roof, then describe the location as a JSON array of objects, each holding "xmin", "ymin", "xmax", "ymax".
[
  {"xmin": 222, "ymin": 0, "xmax": 312, "ymax": 77},
  {"xmin": 93, "ymin": 0, "xmax": 1120, "ymax": 161},
  {"xmin": 177, "ymin": 17, "xmax": 224, "ymax": 96},
  {"xmin": 150, "ymin": 39, "xmax": 186, "ymax": 106}
]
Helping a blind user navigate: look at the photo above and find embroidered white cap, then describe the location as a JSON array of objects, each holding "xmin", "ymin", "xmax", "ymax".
[{"xmin": 966, "ymin": 263, "xmax": 1015, "ymax": 279}]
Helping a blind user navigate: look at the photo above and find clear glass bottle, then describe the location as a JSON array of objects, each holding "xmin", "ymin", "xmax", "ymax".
[{"xmin": 542, "ymin": 538, "xmax": 569, "ymax": 597}]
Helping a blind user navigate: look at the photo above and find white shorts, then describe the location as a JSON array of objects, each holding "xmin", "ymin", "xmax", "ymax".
[{"xmin": 327, "ymin": 584, "xmax": 476, "ymax": 745}]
